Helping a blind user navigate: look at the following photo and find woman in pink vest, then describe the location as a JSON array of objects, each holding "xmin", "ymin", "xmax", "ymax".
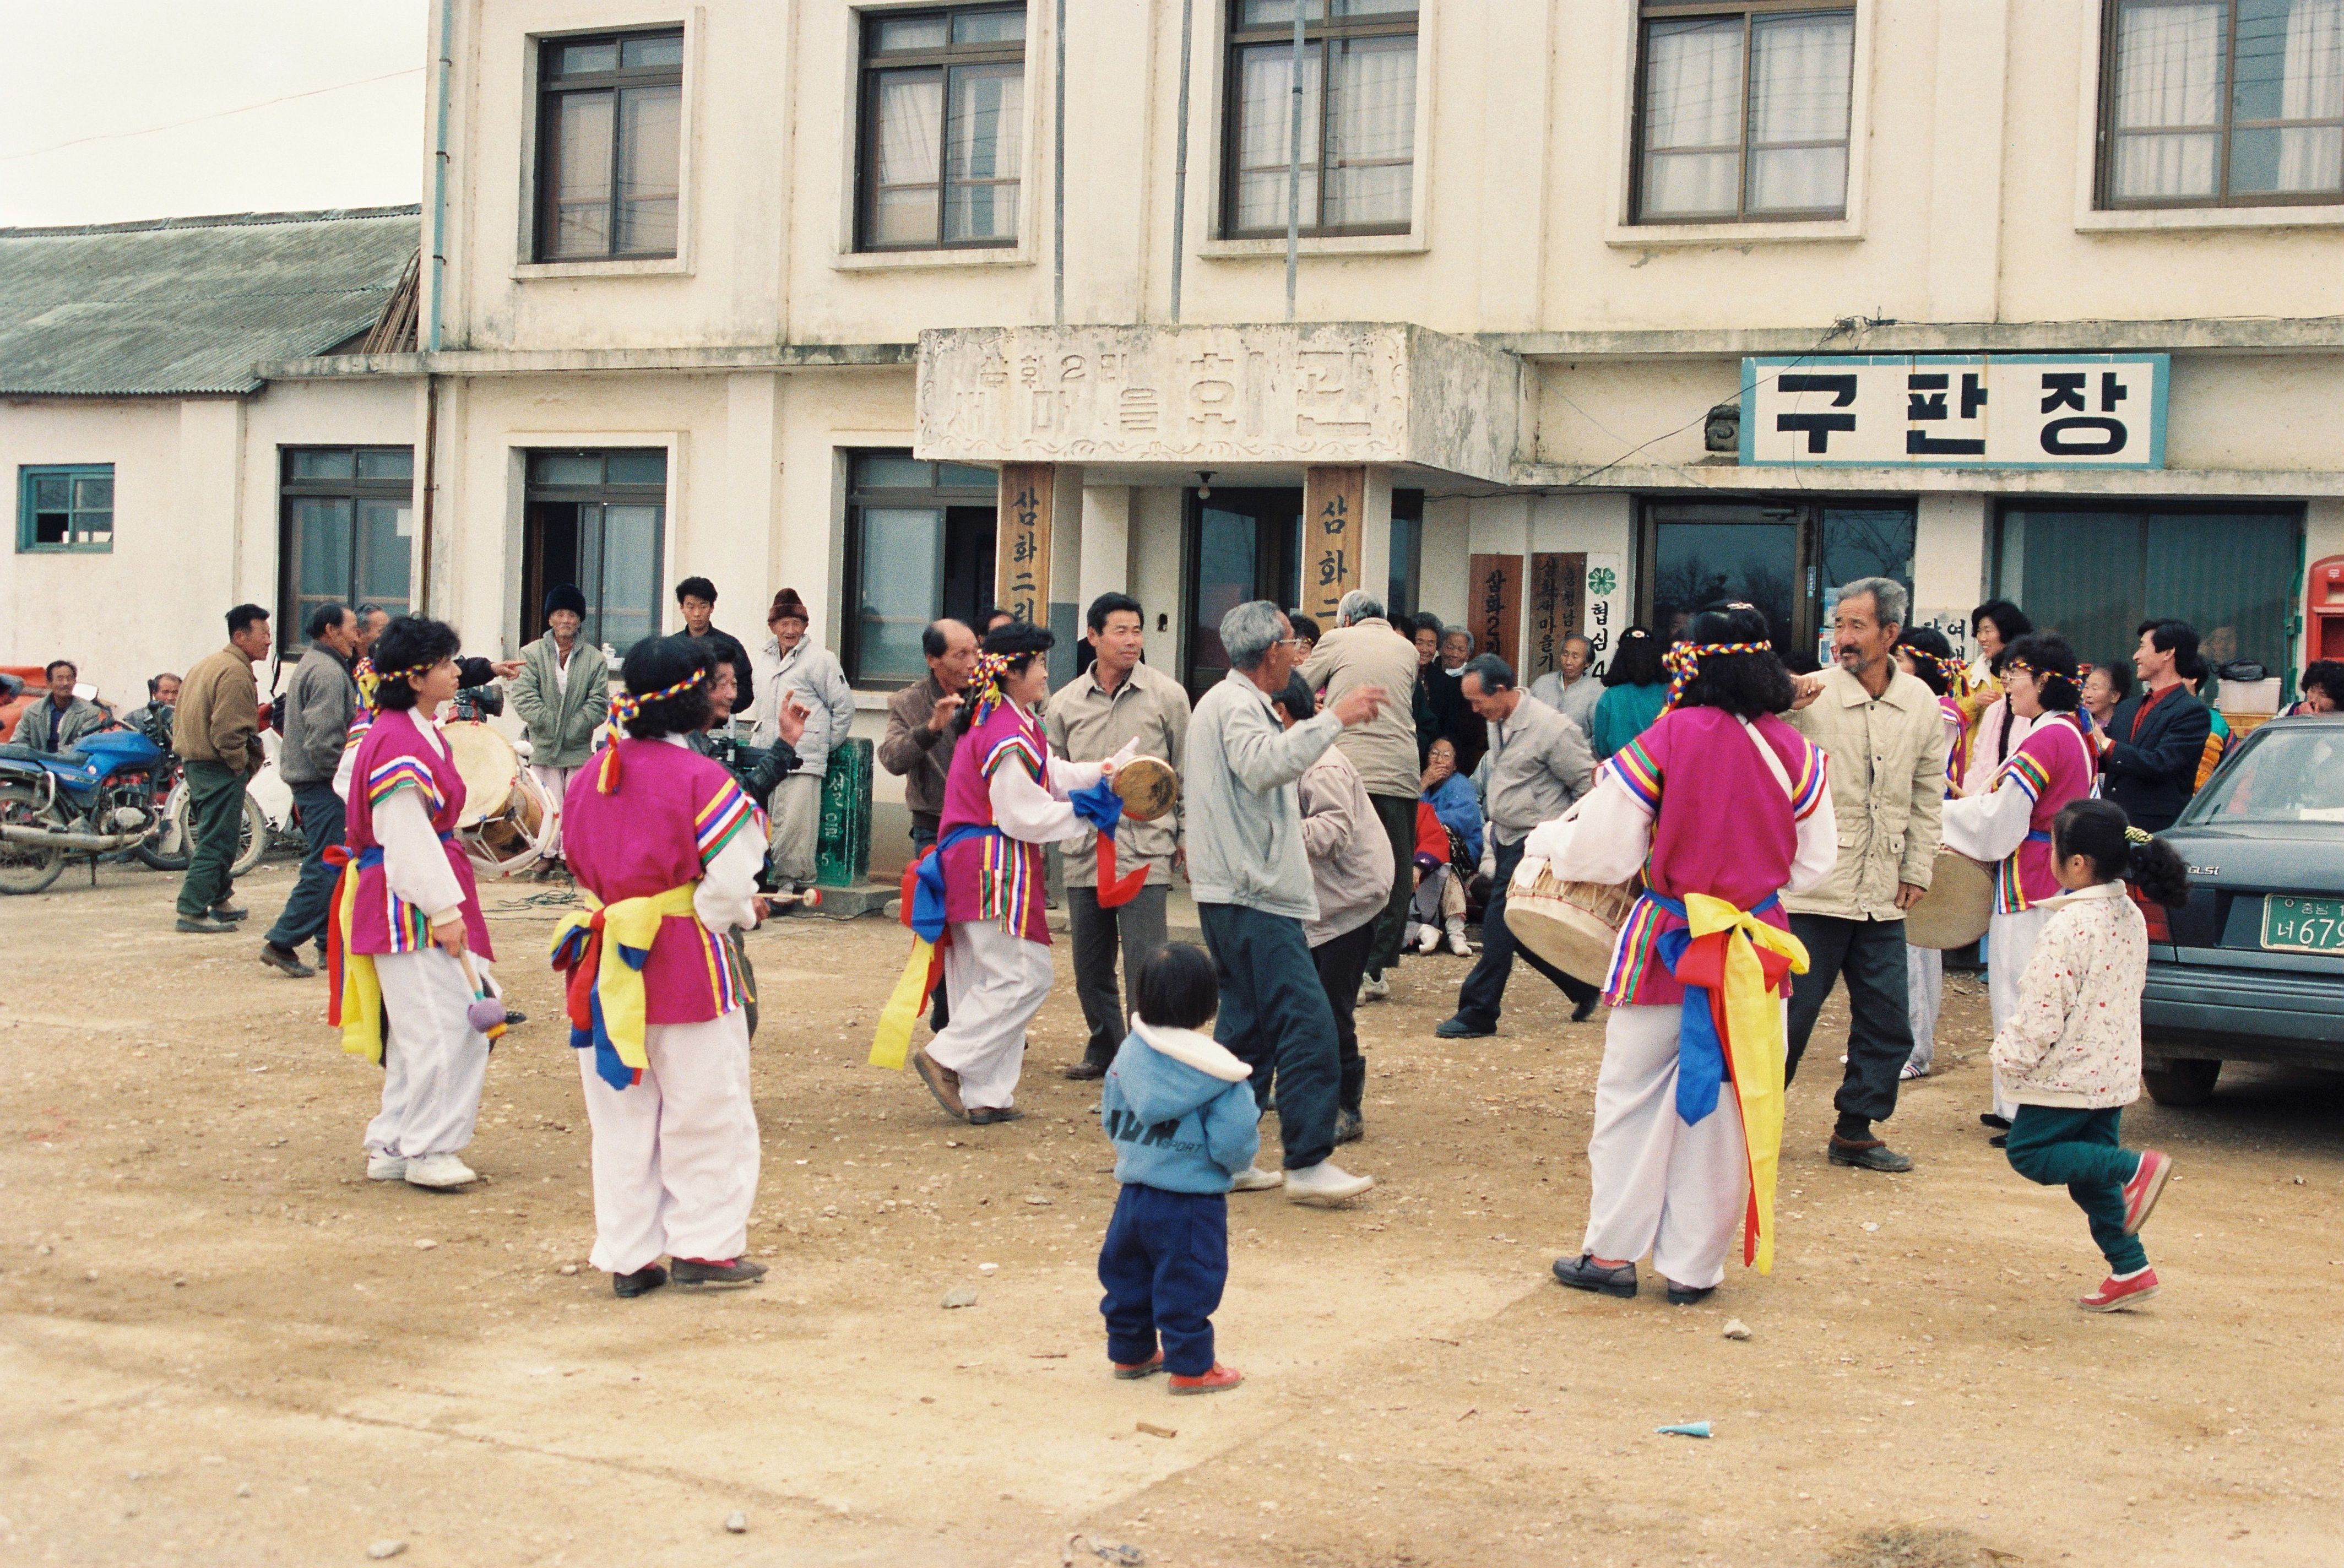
[
  {"xmin": 331, "ymin": 616, "xmax": 498, "ymax": 1193},
  {"xmin": 553, "ymin": 636, "xmax": 780, "ymax": 1298},
  {"xmin": 913, "ymin": 623, "xmax": 1128, "ymax": 1125},
  {"xmin": 1528, "ymin": 606, "xmax": 1837, "ymax": 1305}
]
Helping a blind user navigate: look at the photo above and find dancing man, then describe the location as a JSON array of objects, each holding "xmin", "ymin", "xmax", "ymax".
[{"xmin": 1541, "ymin": 605, "xmax": 1834, "ymax": 1303}]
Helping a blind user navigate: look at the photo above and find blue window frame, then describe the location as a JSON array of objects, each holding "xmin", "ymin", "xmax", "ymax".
[{"xmin": 18, "ymin": 464, "xmax": 114, "ymax": 552}]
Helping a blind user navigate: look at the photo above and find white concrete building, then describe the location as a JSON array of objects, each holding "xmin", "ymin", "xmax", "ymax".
[{"xmin": 18, "ymin": 3, "xmax": 2344, "ymax": 864}]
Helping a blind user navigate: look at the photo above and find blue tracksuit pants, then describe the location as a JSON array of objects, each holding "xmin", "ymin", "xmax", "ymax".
[{"xmin": 1098, "ymin": 1184, "xmax": 1228, "ymax": 1377}]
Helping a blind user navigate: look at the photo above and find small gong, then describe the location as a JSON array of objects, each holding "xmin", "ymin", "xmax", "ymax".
[{"xmin": 1113, "ymin": 756, "xmax": 1180, "ymax": 822}]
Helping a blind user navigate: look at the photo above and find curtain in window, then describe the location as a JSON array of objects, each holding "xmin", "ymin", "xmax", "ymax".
[
  {"xmin": 856, "ymin": 507, "xmax": 947, "ymax": 683},
  {"xmin": 945, "ymin": 64, "xmax": 1023, "ymax": 242},
  {"xmin": 580, "ymin": 502, "xmax": 663, "ymax": 655},
  {"xmin": 615, "ymin": 84, "xmax": 681, "ymax": 254},
  {"xmin": 1325, "ymin": 34, "xmax": 1415, "ymax": 226},
  {"xmin": 2113, "ymin": 2, "xmax": 2225, "ymax": 199},
  {"xmin": 2145, "ymin": 512, "xmax": 2299, "ymax": 679},
  {"xmin": 1236, "ymin": 44, "xmax": 1324, "ymax": 230},
  {"xmin": 873, "ymin": 73, "xmax": 944, "ymax": 245},
  {"xmin": 1746, "ymin": 12, "xmax": 1854, "ymax": 215},
  {"xmin": 1641, "ymin": 19, "xmax": 1745, "ymax": 218},
  {"xmin": 552, "ymin": 93, "xmax": 615, "ymax": 256},
  {"xmin": 2277, "ymin": 0, "xmax": 2344, "ymax": 191}
]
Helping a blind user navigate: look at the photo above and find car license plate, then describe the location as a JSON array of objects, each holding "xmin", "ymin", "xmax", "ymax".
[{"xmin": 2261, "ymin": 896, "xmax": 2344, "ymax": 953}]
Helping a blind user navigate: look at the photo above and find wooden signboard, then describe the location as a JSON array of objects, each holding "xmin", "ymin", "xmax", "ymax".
[
  {"xmin": 1525, "ymin": 551, "xmax": 1587, "ymax": 679},
  {"xmin": 996, "ymin": 463, "xmax": 1052, "ymax": 625},
  {"xmin": 1468, "ymin": 552, "xmax": 1523, "ymax": 674},
  {"xmin": 1301, "ymin": 465, "xmax": 1365, "ymax": 625}
]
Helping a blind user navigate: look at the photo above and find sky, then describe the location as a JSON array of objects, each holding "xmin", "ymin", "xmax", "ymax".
[{"xmin": 0, "ymin": 0, "xmax": 426, "ymax": 227}]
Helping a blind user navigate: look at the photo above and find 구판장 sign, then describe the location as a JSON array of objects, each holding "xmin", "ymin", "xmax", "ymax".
[{"xmin": 1740, "ymin": 354, "xmax": 2168, "ymax": 470}]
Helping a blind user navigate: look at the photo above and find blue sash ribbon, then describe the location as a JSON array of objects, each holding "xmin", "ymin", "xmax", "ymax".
[
  {"xmin": 1648, "ymin": 890, "xmax": 1781, "ymax": 1125},
  {"xmin": 910, "ymin": 823, "xmax": 998, "ymax": 943}
]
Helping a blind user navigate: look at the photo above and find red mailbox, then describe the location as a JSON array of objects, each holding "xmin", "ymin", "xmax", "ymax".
[{"xmin": 2310, "ymin": 554, "xmax": 2344, "ymax": 663}]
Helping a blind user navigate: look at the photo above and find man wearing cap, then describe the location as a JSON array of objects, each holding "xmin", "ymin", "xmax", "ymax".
[{"xmin": 509, "ymin": 585, "xmax": 610, "ymax": 873}]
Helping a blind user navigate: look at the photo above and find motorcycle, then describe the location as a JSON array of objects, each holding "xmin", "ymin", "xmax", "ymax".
[{"xmin": 0, "ymin": 726, "xmax": 175, "ymax": 894}]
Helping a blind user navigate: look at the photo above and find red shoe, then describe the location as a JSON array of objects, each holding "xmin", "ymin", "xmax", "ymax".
[
  {"xmin": 2079, "ymin": 1268, "xmax": 2159, "ymax": 1312},
  {"xmin": 1113, "ymin": 1352, "xmax": 1164, "ymax": 1380},
  {"xmin": 1168, "ymin": 1363, "xmax": 1244, "ymax": 1396},
  {"xmin": 2121, "ymin": 1149, "xmax": 2173, "ymax": 1236}
]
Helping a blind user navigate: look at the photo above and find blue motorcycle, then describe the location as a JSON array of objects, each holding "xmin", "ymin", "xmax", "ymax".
[{"xmin": 0, "ymin": 724, "xmax": 174, "ymax": 894}]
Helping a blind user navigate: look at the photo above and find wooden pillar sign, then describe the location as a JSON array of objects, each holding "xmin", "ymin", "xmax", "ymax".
[
  {"xmin": 1303, "ymin": 465, "xmax": 1365, "ymax": 625},
  {"xmin": 1526, "ymin": 551, "xmax": 1587, "ymax": 679},
  {"xmin": 996, "ymin": 463, "xmax": 1052, "ymax": 625},
  {"xmin": 1468, "ymin": 552, "xmax": 1523, "ymax": 674}
]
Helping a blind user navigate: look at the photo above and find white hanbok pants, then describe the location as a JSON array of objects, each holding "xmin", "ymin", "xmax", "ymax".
[
  {"xmin": 1985, "ymin": 905, "xmax": 2052, "ymax": 1121},
  {"xmin": 578, "ymin": 1008, "xmax": 760, "ymax": 1276},
  {"xmin": 365, "ymin": 948, "xmax": 493, "ymax": 1160},
  {"xmin": 927, "ymin": 918, "xmax": 1055, "ymax": 1111},
  {"xmin": 1581, "ymin": 1002, "xmax": 1756, "ymax": 1292},
  {"xmin": 767, "ymin": 772, "xmax": 823, "ymax": 885},
  {"xmin": 530, "ymin": 764, "xmax": 578, "ymax": 857},
  {"xmin": 1904, "ymin": 945, "xmax": 1943, "ymax": 1074}
]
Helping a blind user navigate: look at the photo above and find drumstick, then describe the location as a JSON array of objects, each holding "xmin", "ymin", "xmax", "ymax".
[{"xmin": 454, "ymin": 949, "xmax": 508, "ymax": 1038}]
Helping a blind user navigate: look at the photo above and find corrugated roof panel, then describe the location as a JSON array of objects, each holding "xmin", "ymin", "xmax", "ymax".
[{"xmin": 0, "ymin": 206, "xmax": 421, "ymax": 396}]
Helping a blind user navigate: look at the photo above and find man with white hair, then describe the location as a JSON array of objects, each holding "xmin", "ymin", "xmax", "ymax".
[
  {"xmin": 1300, "ymin": 589, "xmax": 1424, "ymax": 1001},
  {"xmin": 1186, "ymin": 600, "xmax": 1385, "ymax": 1206}
]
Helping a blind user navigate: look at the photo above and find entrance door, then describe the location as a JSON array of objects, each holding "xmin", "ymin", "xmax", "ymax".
[
  {"xmin": 1184, "ymin": 488, "xmax": 1301, "ymax": 697},
  {"xmin": 1640, "ymin": 499, "xmax": 1914, "ymax": 660},
  {"xmin": 522, "ymin": 449, "xmax": 669, "ymax": 655}
]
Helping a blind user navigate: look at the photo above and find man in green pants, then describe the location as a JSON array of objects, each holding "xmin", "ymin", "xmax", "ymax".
[{"xmin": 172, "ymin": 604, "xmax": 274, "ymax": 934}]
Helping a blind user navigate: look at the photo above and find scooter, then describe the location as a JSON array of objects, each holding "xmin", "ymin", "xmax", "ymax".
[{"xmin": 0, "ymin": 725, "xmax": 173, "ymax": 894}]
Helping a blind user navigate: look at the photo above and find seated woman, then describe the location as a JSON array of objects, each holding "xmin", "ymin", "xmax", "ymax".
[{"xmin": 1406, "ymin": 736, "xmax": 1483, "ymax": 956}]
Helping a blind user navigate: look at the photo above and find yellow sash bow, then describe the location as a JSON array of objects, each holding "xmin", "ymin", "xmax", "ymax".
[
  {"xmin": 1681, "ymin": 891, "xmax": 1808, "ymax": 1275},
  {"xmin": 331, "ymin": 863, "xmax": 387, "ymax": 1063},
  {"xmin": 549, "ymin": 883, "xmax": 699, "ymax": 1077}
]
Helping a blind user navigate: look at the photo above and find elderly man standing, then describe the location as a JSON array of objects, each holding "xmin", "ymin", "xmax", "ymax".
[
  {"xmin": 258, "ymin": 603, "xmax": 360, "ymax": 977},
  {"xmin": 15, "ymin": 661, "xmax": 106, "ymax": 752},
  {"xmin": 753, "ymin": 588, "xmax": 855, "ymax": 892},
  {"xmin": 1784, "ymin": 578, "xmax": 1949, "ymax": 1173},
  {"xmin": 1434, "ymin": 654, "xmax": 1599, "ymax": 1039},
  {"xmin": 1528, "ymin": 634, "xmax": 1603, "ymax": 739},
  {"xmin": 879, "ymin": 618, "xmax": 979, "ymax": 857},
  {"xmin": 173, "ymin": 605, "xmax": 272, "ymax": 934},
  {"xmin": 508, "ymin": 585, "xmax": 609, "ymax": 874},
  {"xmin": 1299, "ymin": 589, "xmax": 1425, "ymax": 1003},
  {"xmin": 1188, "ymin": 600, "xmax": 1382, "ymax": 1206},
  {"xmin": 1046, "ymin": 593, "xmax": 1189, "ymax": 1081}
]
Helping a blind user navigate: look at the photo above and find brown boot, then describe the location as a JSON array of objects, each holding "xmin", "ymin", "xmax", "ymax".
[{"xmin": 914, "ymin": 1048, "xmax": 968, "ymax": 1122}]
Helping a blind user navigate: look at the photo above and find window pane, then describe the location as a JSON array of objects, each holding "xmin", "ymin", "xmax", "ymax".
[
  {"xmin": 356, "ymin": 499, "xmax": 414, "ymax": 608},
  {"xmin": 2145, "ymin": 512, "xmax": 2299, "ymax": 682},
  {"xmin": 872, "ymin": 69, "xmax": 945, "ymax": 244},
  {"xmin": 355, "ymin": 448, "xmax": 414, "ymax": 481},
  {"xmin": 2232, "ymin": 122, "xmax": 2344, "ymax": 189},
  {"xmin": 1996, "ymin": 511, "xmax": 2148, "ymax": 671},
  {"xmin": 295, "ymin": 498, "xmax": 355, "ymax": 597},
  {"xmin": 945, "ymin": 63, "xmax": 1023, "ymax": 241},
  {"xmin": 606, "ymin": 449, "xmax": 668, "ymax": 485},
  {"xmin": 290, "ymin": 448, "xmax": 355, "ymax": 480},
  {"xmin": 32, "ymin": 474, "xmax": 70, "ymax": 508},
  {"xmin": 876, "ymin": 15, "xmax": 950, "ymax": 52},
  {"xmin": 558, "ymin": 40, "xmax": 618, "ymax": 75},
  {"xmin": 74, "ymin": 473, "xmax": 111, "ymax": 509},
  {"xmin": 1323, "ymin": 34, "xmax": 1414, "ymax": 226},
  {"xmin": 621, "ymin": 32, "xmax": 683, "ymax": 69},
  {"xmin": 615, "ymin": 83, "xmax": 681, "ymax": 253},
  {"xmin": 1816, "ymin": 509, "xmax": 1917, "ymax": 618},
  {"xmin": 937, "ymin": 462, "xmax": 996, "ymax": 489},
  {"xmin": 551, "ymin": 90, "xmax": 616, "ymax": 256},
  {"xmin": 531, "ymin": 452, "xmax": 605, "ymax": 486},
  {"xmin": 1641, "ymin": 19, "xmax": 1744, "ymax": 218},
  {"xmin": 1234, "ymin": 43, "xmax": 1324, "ymax": 229},
  {"xmin": 856, "ymin": 507, "xmax": 947, "ymax": 682},
  {"xmin": 856, "ymin": 454, "xmax": 935, "ymax": 489},
  {"xmin": 1651, "ymin": 520, "xmax": 1799, "ymax": 649},
  {"xmin": 2232, "ymin": 0, "xmax": 2344, "ymax": 120},
  {"xmin": 31, "ymin": 511, "xmax": 67, "ymax": 545},
  {"xmin": 587, "ymin": 503, "xmax": 663, "ymax": 655},
  {"xmin": 2112, "ymin": 1, "xmax": 2226, "ymax": 199},
  {"xmin": 954, "ymin": 8, "xmax": 1026, "ymax": 44},
  {"xmin": 1240, "ymin": 1, "xmax": 1325, "ymax": 23},
  {"xmin": 1747, "ymin": 11, "xmax": 1853, "ymax": 215}
]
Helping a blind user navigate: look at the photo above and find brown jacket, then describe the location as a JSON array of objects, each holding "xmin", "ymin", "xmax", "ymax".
[
  {"xmin": 878, "ymin": 674, "xmax": 959, "ymax": 820},
  {"xmin": 173, "ymin": 644, "xmax": 265, "ymax": 776}
]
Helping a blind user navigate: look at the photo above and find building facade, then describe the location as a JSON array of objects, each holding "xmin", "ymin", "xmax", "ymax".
[{"xmin": 18, "ymin": 3, "xmax": 2344, "ymax": 861}]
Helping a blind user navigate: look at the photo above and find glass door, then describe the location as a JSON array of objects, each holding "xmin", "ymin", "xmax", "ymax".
[
  {"xmin": 1640, "ymin": 498, "xmax": 1915, "ymax": 660},
  {"xmin": 1183, "ymin": 487, "xmax": 1301, "ymax": 697}
]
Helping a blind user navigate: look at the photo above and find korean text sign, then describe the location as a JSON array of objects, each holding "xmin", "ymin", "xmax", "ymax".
[{"xmin": 1740, "ymin": 354, "xmax": 2168, "ymax": 469}]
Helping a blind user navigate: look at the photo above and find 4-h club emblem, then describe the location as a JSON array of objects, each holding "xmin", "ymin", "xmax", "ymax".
[{"xmin": 1587, "ymin": 567, "xmax": 1617, "ymax": 598}]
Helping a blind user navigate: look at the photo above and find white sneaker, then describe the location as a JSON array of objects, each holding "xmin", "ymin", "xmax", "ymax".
[
  {"xmin": 1230, "ymin": 1165, "xmax": 1284, "ymax": 1192},
  {"xmin": 1284, "ymin": 1160, "xmax": 1374, "ymax": 1207},
  {"xmin": 403, "ymin": 1152, "xmax": 477, "ymax": 1189},
  {"xmin": 1414, "ymin": 925, "xmax": 1440, "ymax": 954},
  {"xmin": 1446, "ymin": 925, "xmax": 1471, "ymax": 956},
  {"xmin": 366, "ymin": 1152, "xmax": 406, "ymax": 1181},
  {"xmin": 1359, "ymin": 971, "xmax": 1391, "ymax": 1003}
]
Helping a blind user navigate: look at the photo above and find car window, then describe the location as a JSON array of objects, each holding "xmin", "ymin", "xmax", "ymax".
[{"xmin": 2188, "ymin": 728, "xmax": 2344, "ymax": 824}]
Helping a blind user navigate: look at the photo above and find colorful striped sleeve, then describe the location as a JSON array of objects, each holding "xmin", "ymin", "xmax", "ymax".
[
  {"xmin": 1998, "ymin": 746, "xmax": 2053, "ymax": 804},
  {"xmin": 1600, "ymin": 735, "xmax": 1663, "ymax": 813},
  {"xmin": 694, "ymin": 776, "xmax": 761, "ymax": 866},
  {"xmin": 981, "ymin": 733, "xmax": 1047, "ymax": 784},
  {"xmin": 366, "ymin": 754, "xmax": 443, "ymax": 812},
  {"xmin": 1789, "ymin": 739, "xmax": 1828, "ymax": 821}
]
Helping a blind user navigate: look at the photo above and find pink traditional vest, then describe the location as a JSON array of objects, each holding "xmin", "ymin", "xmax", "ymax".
[
  {"xmin": 561, "ymin": 739, "xmax": 758, "ymax": 1024},
  {"xmin": 1601, "ymin": 706, "xmax": 1827, "ymax": 1007},
  {"xmin": 344, "ymin": 708, "xmax": 492, "ymax": 959},
  {"xmin": 937, "ymin": 698, "xmax": 1051, "ymax": 943},
  {"xmin": 1990, "ymin": 712, "xmax": 2096, "ymax": 913}
]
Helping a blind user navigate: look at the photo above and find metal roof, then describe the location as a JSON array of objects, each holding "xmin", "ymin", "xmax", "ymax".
[{"xmin": 0, "ymin": 205, "xmax": 421, "ymax": 397}]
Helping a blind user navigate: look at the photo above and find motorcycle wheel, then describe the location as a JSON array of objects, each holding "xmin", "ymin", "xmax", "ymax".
[
  {"xmin": 0, "ymin": 784, "xmax": 66, "ymax": 895},
  {"xmin": 153, "ymin": 786, "xmax": 269, "ymax": 877},
  {"xmin": 230, "ymin": 794, "xmax": 268, "ymax": 877},
  {"xmin": 133, "ymin": 779, "xmax": 190, "ymax": 871}
]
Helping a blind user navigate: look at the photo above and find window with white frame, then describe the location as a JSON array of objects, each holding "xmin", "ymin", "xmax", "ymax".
[
  {"xmin": 534, "ymin": 27, "xmax": 685, "ymax": 260},
  {"xmin": 1222, "ymin": 1, "xmax": 1419, "ymax": 238},
  {"xmin": 855, "ymin": 6, "xmax": 1028, "ymax": 251},
  {"xmin": 1632, "ymin": 2, "xmax": 1857, "ymax": 224}
]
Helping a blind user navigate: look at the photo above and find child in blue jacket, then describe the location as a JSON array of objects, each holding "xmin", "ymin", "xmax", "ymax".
[{"xmin": 1097, "ymin": 942, "xmax": 1259, "ymax": 1395}]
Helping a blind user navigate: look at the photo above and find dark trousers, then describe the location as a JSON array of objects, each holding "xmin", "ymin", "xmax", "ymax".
[
  {"xmin": 176, "ymin": 761, "xmax": 246, "ymax": 918},
  {"xmin": 1198, "ymin": 902, "xmax": 1339, "ymax": 1171},
  {"xmin": 1784, "ymin": 913, "xmax": 1912, "ymax": 1131},
  {"xmin": 2004, "ymin": 1105, "xmax": 2148, "ymax": 1273},
  {"xmin": 1098, "ymin": 1184, "xmax": 1229, "ymax": 1377},
  {"xmin": 1452, "ymin": 836, "xmax": 1598, "ymax": 1029},
  {"xmin": 1366, "ymin": 793, "xmax": 1417, "ymax": 976},
  {"xmin": 1070, "ymin": 883, "xmax": 1171, "ymax": 1067},
  {"xmin": 1311, "ymin": 919, "xmax": 1379, "ymax": 1113},
  {"xmin": 264, "ymin": 781, "xmax": 345, "ymax": 951}
]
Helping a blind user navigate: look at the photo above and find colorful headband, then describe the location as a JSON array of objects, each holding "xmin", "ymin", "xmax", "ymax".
[
  {"xmin": 1662, "ymin": 640, "xmax": 1773, "ymax": 711},
  {"xmin": 2124, "ymin": 826, "xmax": 2153, "ymax": 847},
  {"xmin": 2004, "ymin": 658, "xmax": 2079, "ymax": 697},
  {"xmin": 968, "ymin": 649, "xmax": 1016, "ymax": 728},
  {"xmin": 595, "ymin": 671, "xmax": 706, "ymax": 794}
]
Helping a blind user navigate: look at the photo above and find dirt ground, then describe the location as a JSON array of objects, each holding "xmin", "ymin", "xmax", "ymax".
[{"xmin": 3, "ymin": 858, "xmax": 2341, "ymax": 1568}]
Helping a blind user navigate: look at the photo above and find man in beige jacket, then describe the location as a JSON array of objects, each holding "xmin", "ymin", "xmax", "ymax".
[
  {"xmin": 1784, "ymin": 578, "xmax": 1949, "ymax": 1173},
  {"xmin": 172, "ymin": 604, "xmax": 273, "ymax": 933},
  {"xmin": 1298, "ymin": 589, "xmax": 1424, "ymax": 1000}
]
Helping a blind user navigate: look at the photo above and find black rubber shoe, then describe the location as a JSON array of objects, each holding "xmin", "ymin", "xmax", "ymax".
[
  {"xmin": 258, "ymin": 942, "xmax": 316, "ymax": 978},
  {"xmin": 1553, "ymin": 1254, "xmax": 1638, "ymax": 1298},
  {"xmin": 967, "ymin": 1105, "xmax": 1027, "ymax": 1125},
  {"xmin": 1434, "ymin": 1016, "xmax": 1495, "ymax": 1039},
  {"xmin": 672, "ymin": 1257, "xmax": 767, "ymax": 1289},
  {"xmin": 176, "ymin": 915, "xmax": 236, "ymax": 934},
  {"xmin": 1827, "ymin": 1135, "xmax": 1916, "ymax": 1172},
  {"xmin": 1665, "ymin": 1282, "xmax": 1716, "ymax": 1306},
  {"xmin": 1980, "ymin": 1113, "xmax": 2012, "ymax": 1130},
  {"xmin": 1061, "ymin": 1060, "xmax": 1107, "ymax": 1081},
  {"xmin": 1570, "ymin": 995, "xmax": 1599, "ymax": 1024},
  {"xmin": 613, "ymin": 1263, "xmax": 668, "ymax": 1299},
  {"xmin": 1333, "ymin": 1109, "xmax": 1364, "ymax": 1146}
]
